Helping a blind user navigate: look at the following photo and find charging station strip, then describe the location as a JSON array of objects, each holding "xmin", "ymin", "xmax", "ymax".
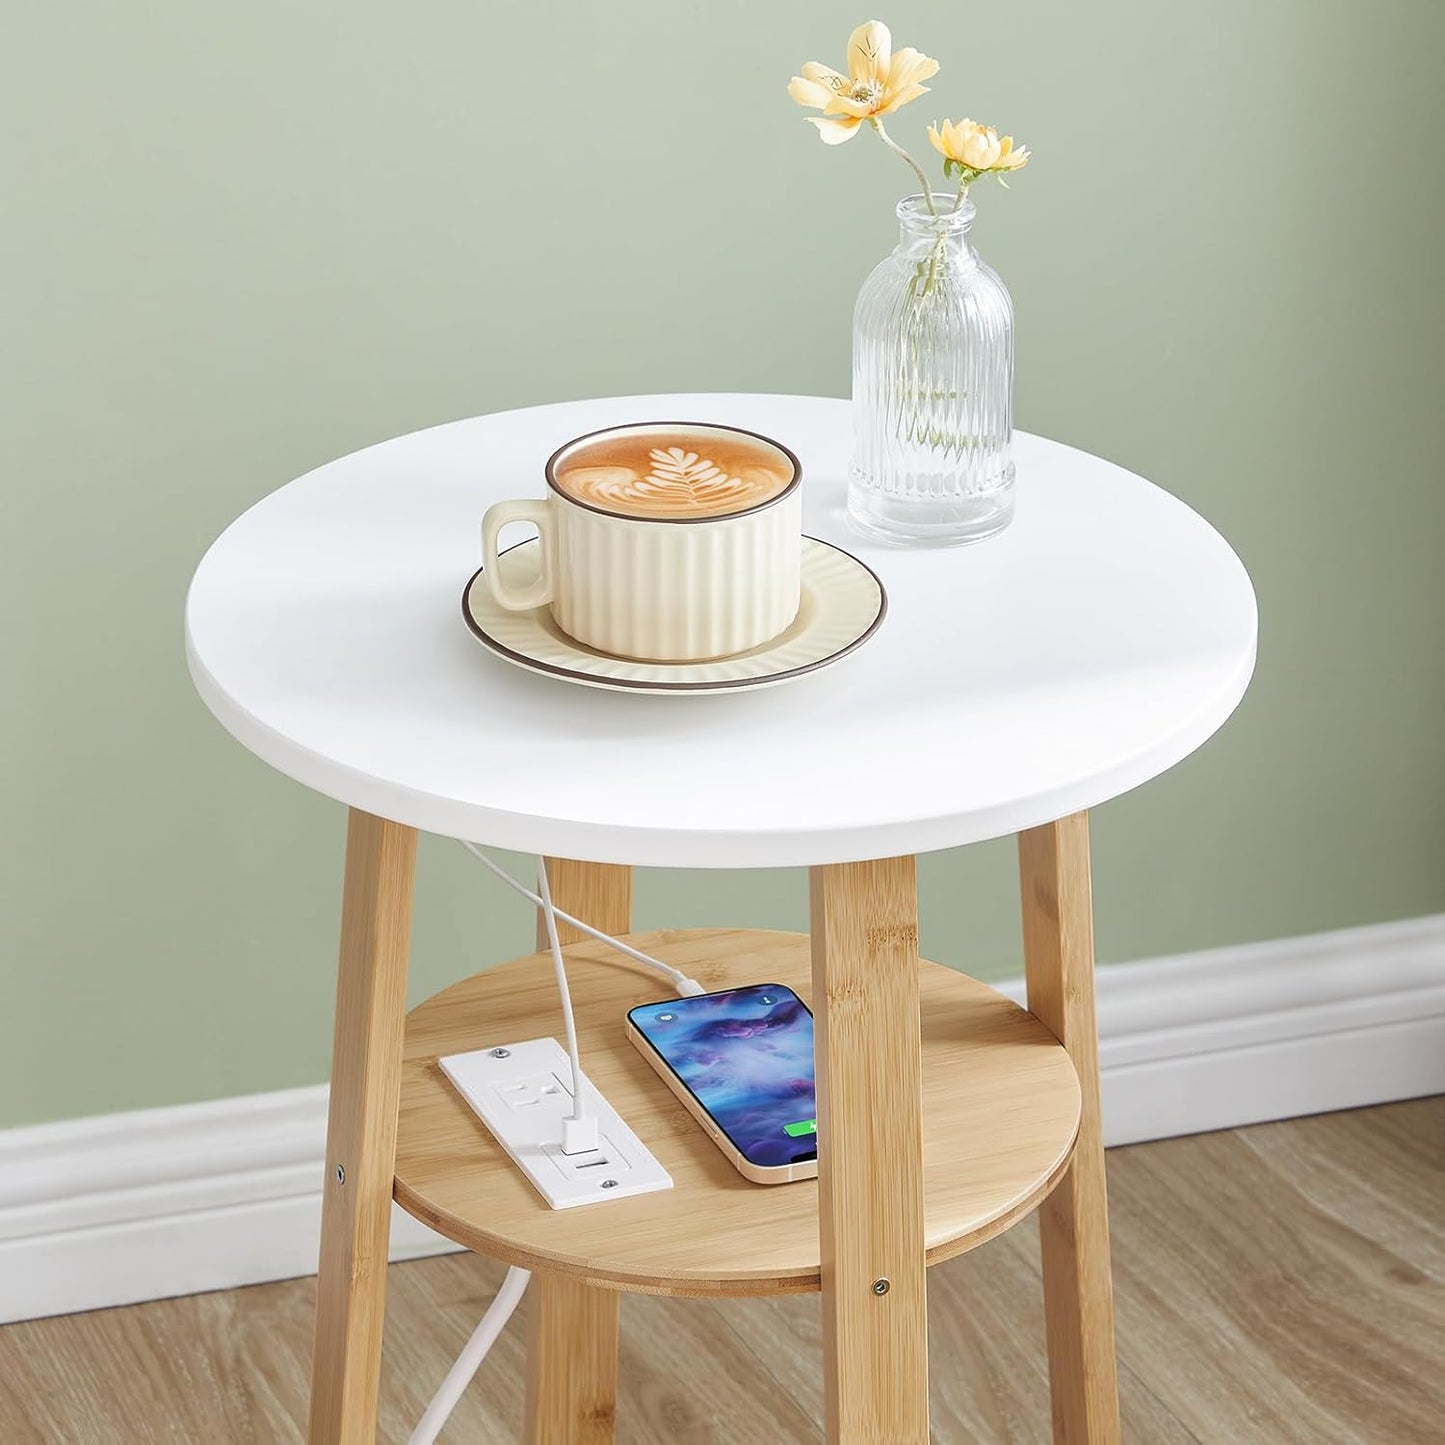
[{"xmin": 439, "ymin": 1038, "xmax": 673, "ymax": 1209}]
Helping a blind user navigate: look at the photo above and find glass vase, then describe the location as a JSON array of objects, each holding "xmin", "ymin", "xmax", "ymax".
[{"xmin": 848, "ymin": 193, "xmax": 1015, "ymax": 546}]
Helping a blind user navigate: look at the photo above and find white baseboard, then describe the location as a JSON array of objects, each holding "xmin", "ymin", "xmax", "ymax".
[
  {"xmin": 0, "ymin": 1086, "xmax": 453, "ymax": 1327},
  {"xmin": 997, "ymin": 910, "xmax": 1445, "ymax": 1146},
  {"xmin": 4, "ymin": 913, "xmax": 1443, "ymax": 1325}
]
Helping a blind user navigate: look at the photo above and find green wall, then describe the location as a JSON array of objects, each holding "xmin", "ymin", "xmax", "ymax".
[{"xmin": 4, "ymin": 2, "xmax": 1443, "ymax": 1127}]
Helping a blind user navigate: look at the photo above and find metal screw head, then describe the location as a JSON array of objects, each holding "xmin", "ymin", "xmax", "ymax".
[
  {"xmin": 600, "ymin": 1179, "xmax": 618, "ymax": 1189},
  {"xmin": 489, "ymin": 1047, "xmax": 511, "ymax": 1058},
  {"xmin": 335, "ymin": 1165, "xmax": 346, "ymax": 1185},
  {"xmin": 872, "ymin": 1278, "xmax": 890, "ymax": 1296}
]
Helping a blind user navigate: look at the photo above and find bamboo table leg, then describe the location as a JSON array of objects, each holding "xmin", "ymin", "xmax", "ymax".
[
  {"xmin": 1019, "ymin": 813, "xmax": 1122, "ymax": 1444},
  {"xmin": 523, "ymin": 858, "xmax": 630, "ymax": 1445},
  {"xmin": 524, "ymin": 1275, "xmax": 622, "ymax": 1444},
  {"xmin": 809, "ymin": 856, "xmax": 929, "ymax": 1443},
  {"xmin": 308, "ymin": 810, "xmax": 418, "ymax": 1444}
]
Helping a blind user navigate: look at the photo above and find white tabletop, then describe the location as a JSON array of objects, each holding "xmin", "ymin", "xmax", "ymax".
[{"xmin": 186, "ymin": 394, "xmax": 1256, "ymax": 868}]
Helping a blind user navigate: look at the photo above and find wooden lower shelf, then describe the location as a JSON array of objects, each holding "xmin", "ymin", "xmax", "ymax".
[{"xmin": 393, "ymin": 928, "xmax": 1080, "ymax": 1298}]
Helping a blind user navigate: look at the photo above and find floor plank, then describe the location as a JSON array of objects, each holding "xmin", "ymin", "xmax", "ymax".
[{"xmin": 0, "ymin": 1098, "xmax": 1439, "ymax": 1443}]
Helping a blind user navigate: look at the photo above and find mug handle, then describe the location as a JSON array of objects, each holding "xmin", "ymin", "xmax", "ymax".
[{"xmin": 481, "ymin": 499, "xmax": 554, "ymax": 611}]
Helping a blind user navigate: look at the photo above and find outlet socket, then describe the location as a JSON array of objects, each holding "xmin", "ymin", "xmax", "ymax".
[{"xmin": 439, "ymin": 1038, "xmax": 673, "ymax": 1209}]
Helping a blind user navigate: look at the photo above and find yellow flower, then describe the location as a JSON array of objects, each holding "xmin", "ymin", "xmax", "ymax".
[
  {"xmin": 928, "ymin": 117, "xmax": 1031, "ymax": 175},
  {"xmin": 788, "ymin": 21, "xmax": 940, "ymax": 145}
]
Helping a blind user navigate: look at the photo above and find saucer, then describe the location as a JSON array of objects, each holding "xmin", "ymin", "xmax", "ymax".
[{"xmin": 462, "ymin": 537, "xmax": 886, "ymax": 695}]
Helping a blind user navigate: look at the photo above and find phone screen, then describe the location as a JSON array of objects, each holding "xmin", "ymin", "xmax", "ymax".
[{"xmin": 628, "ymin": 985, "xmax": 817, "ymax": 1168}]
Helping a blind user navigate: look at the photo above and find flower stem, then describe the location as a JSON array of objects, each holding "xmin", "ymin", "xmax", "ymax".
[
  {"xmin": 870, "ymin": 118, "xmax": 936, "ymax": 216},
  {"xmin": 952, "ymin": 172, "xmax": 970, "ymax": 212}
]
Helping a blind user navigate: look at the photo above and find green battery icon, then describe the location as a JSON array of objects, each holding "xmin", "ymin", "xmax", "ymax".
[{"xmin": 783, "ymin": 1119, "xmax": 817, "ymax": 1138}]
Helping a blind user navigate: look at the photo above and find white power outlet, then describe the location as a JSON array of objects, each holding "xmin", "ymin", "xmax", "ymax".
[{"xmin": 439, "ymin": 1037, "xmax": 673, "ymax": 1209}]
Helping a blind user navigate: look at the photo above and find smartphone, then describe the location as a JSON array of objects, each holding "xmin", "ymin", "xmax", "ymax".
[{"xmin": 625, "ymin": 983, "xmax": 818, "ymax": 1184}]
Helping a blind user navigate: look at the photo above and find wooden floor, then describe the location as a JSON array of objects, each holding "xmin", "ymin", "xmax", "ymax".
[{"xmin": 1, "ymin": 1098, "xmax": 1440, "ymax": 1443}]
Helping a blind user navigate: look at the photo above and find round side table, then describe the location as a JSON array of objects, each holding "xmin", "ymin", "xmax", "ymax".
[{"xmin": 186, "ymin": 393, "xmax": 1257, "ymax": 1444}]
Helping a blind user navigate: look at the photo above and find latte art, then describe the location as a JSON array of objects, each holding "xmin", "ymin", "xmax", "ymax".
[
  {"xmin": 551, "ymin": 427, "xmax": 796, "ymax": 520},
  {"xmin": 647, "ymin": 446, "xmax": 743, "ymax": 496}
]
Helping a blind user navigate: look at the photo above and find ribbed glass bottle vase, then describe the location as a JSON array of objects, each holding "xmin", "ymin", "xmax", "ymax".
[{"xmin": 848, "ymin": 194, "xmax": 1015, "ymax": 546}]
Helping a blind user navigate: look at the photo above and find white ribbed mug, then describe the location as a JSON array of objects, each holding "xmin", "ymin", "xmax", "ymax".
[{"xmin": 480, "ymin": 422, "xmax": 803, "ymax": 663}]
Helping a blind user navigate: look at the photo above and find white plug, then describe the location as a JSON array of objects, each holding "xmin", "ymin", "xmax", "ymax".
[{"xmin": 561, "ymin": 1113, "xmax": 599, "ymax": 1155}]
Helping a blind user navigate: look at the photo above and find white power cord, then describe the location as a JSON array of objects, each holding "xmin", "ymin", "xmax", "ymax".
[
  {"xmin": 407, "ymin": 844, "xmax": 704, "ymax": 1441},
  {"xmin": 458, "ymin": 841, "xmax": 706, "ymax": 996},
  {"xmin": 536, "ymin": 856, "xmax": 597, "ymax": 1155},
  {"xmin": 405, "ymin": 1265, "xmax": 531, "ymax": 1445}
]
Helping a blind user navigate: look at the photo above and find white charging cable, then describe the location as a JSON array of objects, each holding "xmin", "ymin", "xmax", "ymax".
[
  {"xmin": 536, "ymin": 856, "xmax": 597, "ymax": 1155},
  {"xmin": 407, "ymin": 844, "xmax": 704, "ymax": 1442},
  {"xmin": 458, "ymin": 841, "xmax": 706, "ymax": 996}
]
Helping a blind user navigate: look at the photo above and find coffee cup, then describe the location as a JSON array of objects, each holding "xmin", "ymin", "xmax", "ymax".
[{"xmin": 480, "ymin": 421, "xmax": 803, "ymax": 662}]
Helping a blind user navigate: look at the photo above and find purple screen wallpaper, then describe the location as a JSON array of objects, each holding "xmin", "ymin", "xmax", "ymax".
[{"xmin": 629, "ymin": 984, "xmax": 816, "ymax": 1167}]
